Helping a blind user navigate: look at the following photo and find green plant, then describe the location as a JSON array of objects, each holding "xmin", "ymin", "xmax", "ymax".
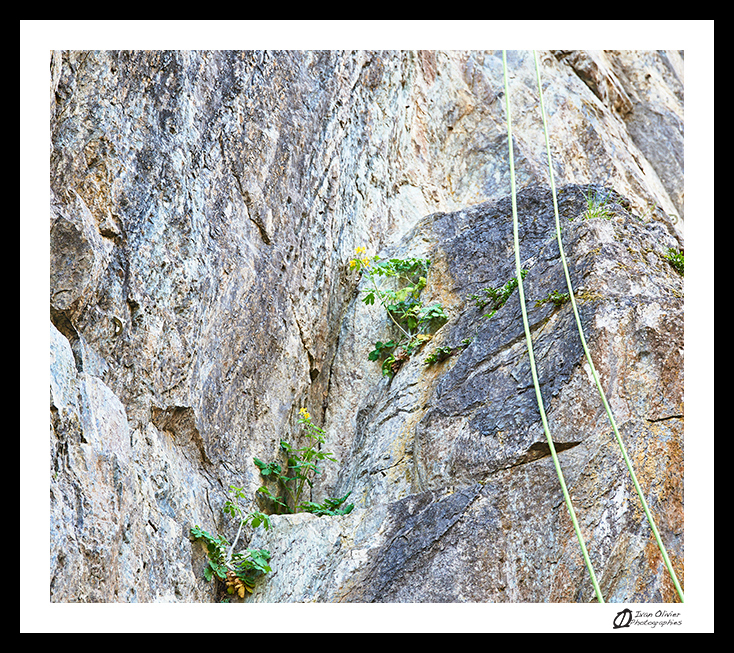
[
  {"xmin": 368, "ymin": 339, "xmax": 399, "ymax": 363},
  {"xmin": 424, "ymin": 345, "xmax": 454, "ymax": 366},
  {"xmin": 535, "ymin": 289, "xmax": 570, "ymax": 307},
  {"xmin": 192, "ymin": 410, "xmax": 353, "ymax": 599},
  {"xmin": 424, "ymin": 338, "xmax": 472, "ymax": 367},
  {"xmin": 469, "ymin": 270, "xmax": 528, "ymax": 318},
  {"xmin": 581, "ymin": 188, "xmax": 615, "ymax": 220},
  {"xmin": 255, "ymin": 408, "xmax": 354, "ymax": 516},
  {"xmin": 351, "ymin": 248, "xmax": 448, "ymax": 377},
  {"xmin": 665, "ymin": 247, "xmax": 684, "ymax": 275},
  {"xmin": 190, "ymin": 485, "xmax": 272, "ymax": 597},
  {"xmin": 298, "ymin": 492, "xmax": 355, "ymax": 516}
]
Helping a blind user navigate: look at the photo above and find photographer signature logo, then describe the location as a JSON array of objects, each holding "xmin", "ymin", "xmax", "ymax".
[
  {"xmin": 613, "ymin": 608, "xmax": 633, "ymax": 629},
  {"xmin": 612, "ymin": 608, "xmax": 682, "ymax": 630},
  {"xmin": 614, "ymin": 608, "xmax": 632, "ymax": 630}
]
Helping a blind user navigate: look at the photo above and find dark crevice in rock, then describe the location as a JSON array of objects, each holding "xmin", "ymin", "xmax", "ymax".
[
  {"xmin": 503, "ymin": 440, "xmax": 584, "ymax": 470},
  {"xmin": 645, "ymin": 414, "xmax": 683, "ymax": 423},
  {"xmin": 50, "ymin": 307, "xmax": 83, "ymax": 373},
  {"xmin": 151, "ymin": 405, "xmax": 212, "ymax": 465}
]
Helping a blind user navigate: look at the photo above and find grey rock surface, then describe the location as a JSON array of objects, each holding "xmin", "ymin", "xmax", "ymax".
[
  {"xmin": 249, "ymin": 184, "xmax": 683, "ymax": 603},
  {"xmin": 49, "ymin": 50, "xmax": 683, "ymax": 603}
]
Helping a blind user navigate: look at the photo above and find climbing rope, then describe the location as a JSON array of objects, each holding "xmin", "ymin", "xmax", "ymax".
[
  {"xmin": 531, "ymin": 50, "xmax": 684, "ymax": 603},
  {"xmin": 502, "ymin": 50, "xmax": 605, "ymax": 603}
]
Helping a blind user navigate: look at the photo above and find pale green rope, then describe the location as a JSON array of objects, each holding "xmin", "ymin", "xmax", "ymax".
[
  {"xmin": 532, "ymin": 50, "xmax": 684, "ymax": 603},
  {"xmin": 502, "ymin": 51, "xmax": 605, "ymax": 603}
]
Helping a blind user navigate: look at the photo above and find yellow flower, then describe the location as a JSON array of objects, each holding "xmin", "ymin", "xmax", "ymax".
[
  {"xmin": 349, "ymin": 259, "xmax": 358, "ymax": 269},
  {"xmin": 299, "ymin": 408, "xmax": 311, "ymax": 420},
  {"xmin": 356, "ymin": 246, "xmax": 367, "ymax": 256},
  {"xmin": 361, "ymin": 257, "xmax": 370, "ymax": 267}
]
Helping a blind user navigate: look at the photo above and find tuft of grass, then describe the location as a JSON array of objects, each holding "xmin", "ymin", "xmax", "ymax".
[{"xmin": 582, "ymin": 188, "xmax": 615, "ymax": 220}]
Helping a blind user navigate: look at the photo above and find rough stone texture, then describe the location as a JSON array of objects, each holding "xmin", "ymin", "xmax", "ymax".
[
  {"xmin": 249, "ymin": 185, "xmax": 683, "ymax": 603},
  {"xmin": 49, "ymin": 50, "xmax": 683, "ymax": 603}
]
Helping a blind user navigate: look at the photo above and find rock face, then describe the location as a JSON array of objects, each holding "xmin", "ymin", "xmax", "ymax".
[
  {"xmin": 49, "ymin": 50, "xmax": 683, "ymax": 602},
  {"xmin": 249, "ymin": 184, "xmax": 684, "ymax": 603}
]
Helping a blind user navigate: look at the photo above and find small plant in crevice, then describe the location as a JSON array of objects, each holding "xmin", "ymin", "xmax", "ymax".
[
  {"xmin": 350, "ymin": 248, "xmax": 448, "ymax": 377},
  {"xmin": 424, "ymin": 345, "xmax": 454, "ymax": 366},
  {"xmin": 255, "ymin": 408, "xmax": 354, "ymax": 516},
  {"xmin": 469, "ymin": 270, "xmax": 528, "ymax": 319},
  {"xmin": 664, "ymin": 247, "xmax": 684, "ymax": 276},
  {"xmin": 535, "ymin": 289, "xmax": 570, "ymax": 308},
  {"xmin": 424, "ymin": 337, "xmax": 473, "ymax": 367},
  {"xmin": 191, "ymin": 410, "xmax": 352, "ymax": 600},
  {"xmin": 581, "ymin": 187, "xmax": 615, "ymax": 220},
  {"xmin": 298, "ymin": 492, "xmax": 355, "ymax": 516},
  {"xmin": 190, "ymin": 486, "xmax": 272, "ymax": 598}
]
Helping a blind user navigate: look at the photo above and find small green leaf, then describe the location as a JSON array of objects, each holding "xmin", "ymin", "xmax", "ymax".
[
  {"xmin": 256, "ymin": 485, "xmax": 276, "ymax": 500},
  {"xmin": 254, "ymin": 458, "xmax": 282, "ymax": 477}
]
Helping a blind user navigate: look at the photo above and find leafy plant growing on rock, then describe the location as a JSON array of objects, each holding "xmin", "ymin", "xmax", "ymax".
[
  {"xmin": 423, "ymin": 337, "xmax": 473, "ymax": 367},
  {"xmin": 665, "ymin": 247, "xmax": 684, "ymax": 276},
  {"xmin": 535, "ymin": 289, "xmax": 570, "ymax": 307},
  {"xmin": 190, "ymin": 485, "xmax": 272, "ymax": 598},
  {"xmin": 469, "ymin": 270, "xmax": 528, "ymax": 319},
  {"xmin": 298, "ymin": 493, "xmax": 355, "ymax": 516},
  {"xmin": 424, "ymin": 345, "xmax": 454, "ymax": 366},
  {"xmin": 192, "ymin": 410, "xmax": 352, "ymax": 600},
  {"xmin": 255, "ymin": 408, "xmax": 354, "ymax": 516},
  {"xmin": 350, "ymin": 248, "xmax": 447, "ymax": 376}
]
